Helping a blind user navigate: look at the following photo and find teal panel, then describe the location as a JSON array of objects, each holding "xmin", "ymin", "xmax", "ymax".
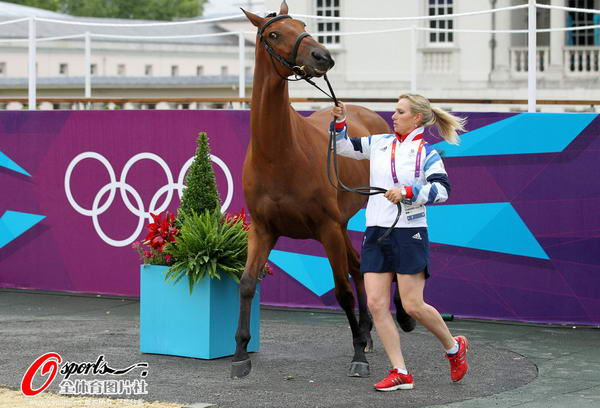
[
  {"xmin": 0, "ymin": 152, "xmax": 31, "ymax": 176},
  {"xmin": 428, "ymin": 203, "xmax": 549, "ymax": 259},
  {"xmin": 348, "ymin": 209, "xmax": 367, "ymax": 232},
  {"xmin": 139, "ymin": 265, "xmax": 259, "ymax": 359},
  {"xmin": 268, "ymin": 250, "xmax": 334, "ymax": 296},
  {"xmin": 0, "ymin": 211, "xmax": 46, "ymax": 249},
  {"xmin": 433, "ymin": 113, "xmax": 597, "ymax": 157}
]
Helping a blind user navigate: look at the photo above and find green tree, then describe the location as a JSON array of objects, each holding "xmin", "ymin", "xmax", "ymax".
[
  {"xmin": 178, "ymin": 132, "xmax": 220, "ymax": 219},
  {"xmin": 4, "ymin": 0, "xmax": 206, "ymax": 20},
  {"xmin": 61, "ymin": 0, "xmax": 204, "ymax": 20},
  {"xmin": 4, "ymin": 0, "xmax": 61, "ymax": 11}
]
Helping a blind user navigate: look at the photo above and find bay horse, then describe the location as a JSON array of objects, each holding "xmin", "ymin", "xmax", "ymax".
[{"xmin": 232, "ymin": 1, "xmax": 412, "ymax": 379}]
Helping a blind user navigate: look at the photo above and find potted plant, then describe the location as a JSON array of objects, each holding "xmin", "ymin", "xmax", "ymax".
[{"xmin": 136, "ymin": 132, "xmax": 261, "ymax": 360}]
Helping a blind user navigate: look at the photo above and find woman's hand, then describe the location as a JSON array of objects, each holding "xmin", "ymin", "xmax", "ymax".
[
  {"xmin": 332, "ymin": 102, "xmax": 346, "ymax": 122},
  {"xmin": 384, "ymin": 187, "xmax": 406, "ymax": 204}
]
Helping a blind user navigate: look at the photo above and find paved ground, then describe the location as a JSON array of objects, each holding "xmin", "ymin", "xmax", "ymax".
[{"xmin": 0, "ymin": 289, "xmax": 598, "ymax": 407}]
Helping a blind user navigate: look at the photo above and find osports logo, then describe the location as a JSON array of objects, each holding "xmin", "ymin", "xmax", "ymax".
[
  {"xmin": 21, "ymin": 353, "xmax": 149, "ymax": 397},
  {"xmin": 21, "ymin": 352, "xmax": 62, "ymax": 396},
  {"xmin": 64, "ymin": 152, "xmax": 233, "ymax": 247}
]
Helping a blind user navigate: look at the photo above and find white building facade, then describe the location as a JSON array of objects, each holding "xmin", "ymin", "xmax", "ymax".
[
  {"xmin": 264, "ymin": 0, "xmax": 600, "ymax": 112},
  {"xmin": 0, "ymin": 0, "xmax": 598, "ymax": 111},
  {"xmin": 0, "ymin": 1, "xmax": 256, "ymax": 109}
]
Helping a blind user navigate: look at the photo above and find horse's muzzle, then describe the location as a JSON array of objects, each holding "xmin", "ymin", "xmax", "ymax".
[{"xmin": 309, "ymin": 48, "xmax": 335, "ymax": 76}]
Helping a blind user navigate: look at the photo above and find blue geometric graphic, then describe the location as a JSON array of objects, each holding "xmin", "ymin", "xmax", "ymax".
[
  {"xmin": 0, "ymin": 152, "xmax": 31, "ymax": 176},
  {"xmin": 268, "ymin": 249, "xmax": 334, "ymax": 296},
  {"xmin": 348, "ymin": 204, "xmax": 548, "ymax": 259},
  {"xmin": 348, "ymin": 210, "xmax": 367, "ymax": 232},
  {"xmin": 0, "ymin": 211, "xmax": 46, "ymax": 248},
  {"xmin": 428, "ymin": 203, "xmax": 548, "ymax": 259},
  {"xmin": 432, "ymin": 113, "xmax": 597, "ymax": 157}
]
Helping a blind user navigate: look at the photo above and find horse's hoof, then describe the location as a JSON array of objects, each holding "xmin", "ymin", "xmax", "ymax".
[
  {"xmin": 231, "ymin": 359, "xmax": 252, "ymax": 379},
  {"xmin": 397, "ymin": 315, "xmax": 416, "ymax": 332},
  {"xmin": 348, "ymin": 361, "xmax": 370, "ymax": 377},
  {"xmin": 364, "ymin": 338, "xmax": 374, "ymax": 353}
]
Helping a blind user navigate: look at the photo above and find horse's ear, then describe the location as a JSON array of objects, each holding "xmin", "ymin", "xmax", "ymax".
[
  {"xmin": 279, "ymin": 0, "xmax": 289, "ymax": 15},
  {"xmin": 241, "ymin": 8, "xmax": 266, "ymax": 28}
]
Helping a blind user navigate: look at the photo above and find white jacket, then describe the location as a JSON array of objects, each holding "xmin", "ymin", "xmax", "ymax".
[{"xmin": 335, "ymin": 125, "xmax": 450, "ymax": 228}]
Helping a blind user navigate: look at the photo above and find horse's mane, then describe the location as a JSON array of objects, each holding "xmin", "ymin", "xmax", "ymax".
[{"xmin": 265, "ymin": 12, "xmax": 277, "ymax": 18}]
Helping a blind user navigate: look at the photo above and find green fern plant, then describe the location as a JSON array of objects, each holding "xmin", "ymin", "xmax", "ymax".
[{"xmin": 163, "ymin": 208, "xmax": 247, "ymax": 294}]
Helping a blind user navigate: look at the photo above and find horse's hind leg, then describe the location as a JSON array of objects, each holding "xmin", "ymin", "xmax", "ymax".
[
  {"xmin": 343, "ymin": 231, "xmax": 373, "ymax": 353},
  {"xmin": 231, "ymin": 224, "xmax": 276, "ymax": 379},
  {"xmin": 393, "ymin": 282, "xmax": 416, "ymax": 332},
  {"xmin": 320, "ymin": 222, "xmax": 369, "ymax": 377}
]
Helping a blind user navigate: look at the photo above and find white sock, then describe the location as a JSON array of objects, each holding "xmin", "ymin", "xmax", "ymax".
[
  {"xmin": 394, "ymin": 367, "xmax": 408, "ymax": 375},
  {"xmin": 446, "ymin": 341, "xmax": 459, "ymax": 355}
]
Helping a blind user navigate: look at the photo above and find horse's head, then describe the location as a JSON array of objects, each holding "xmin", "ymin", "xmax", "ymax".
[{"xmin": 242, "ymin": 1, "xmax": 335, "ymax": 78}]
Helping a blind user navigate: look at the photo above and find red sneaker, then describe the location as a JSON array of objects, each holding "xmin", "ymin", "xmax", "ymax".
[
  {"xmin": 374, "ymin": 369, "xmax": 415, "ymax": 391},
  {"xmin": 446, "ymin": 335, "xmax": 469, "ymax": 382}
]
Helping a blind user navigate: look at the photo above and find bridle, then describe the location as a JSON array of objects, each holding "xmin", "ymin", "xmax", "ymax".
[
  {"xmin": 257, "ymin": 14, "xmax": 402, "ymax": 244},
  {"xmin": 258, "ymin": 14, "xmax": 313, "ymax": 80}
]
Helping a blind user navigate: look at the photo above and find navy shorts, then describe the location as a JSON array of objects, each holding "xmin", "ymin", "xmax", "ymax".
[{"xmin": 360, "ymin": 226, "xmax": 430, "ymax": 279}]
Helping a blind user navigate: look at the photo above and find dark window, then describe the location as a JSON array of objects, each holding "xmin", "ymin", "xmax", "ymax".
[{"xmin": 428, "ymin": 0, "xmax": 454, "ymax": 44}]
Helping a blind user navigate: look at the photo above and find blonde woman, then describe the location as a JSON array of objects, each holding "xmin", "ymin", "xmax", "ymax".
[{"xmin": 332, "ymin": 94, "xmax": 468, "ymax": 391}]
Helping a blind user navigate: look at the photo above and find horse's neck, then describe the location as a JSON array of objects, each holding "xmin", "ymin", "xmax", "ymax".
[{"xmin": 249, "ymin": 58, "xmax": 299, "ymax": 160}]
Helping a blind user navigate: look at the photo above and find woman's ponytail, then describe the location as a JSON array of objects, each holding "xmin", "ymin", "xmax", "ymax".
[{"xmin": 399, "ymin": 93, "xmax": 466, "ymax": 145}]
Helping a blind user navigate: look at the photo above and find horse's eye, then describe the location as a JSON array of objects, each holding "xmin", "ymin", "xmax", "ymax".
[{"xmin": 269, "ymin": 32, "xmax": 278, "ymax": 40}]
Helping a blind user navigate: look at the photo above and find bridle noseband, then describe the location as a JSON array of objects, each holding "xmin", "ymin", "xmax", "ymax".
[{"xmin": 258, "ymin": 14, "xmax": 312, "ymax": 79}]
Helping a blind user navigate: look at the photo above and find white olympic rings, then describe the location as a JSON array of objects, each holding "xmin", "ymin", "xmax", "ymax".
[{"xmin": 64, "ymin": 152, "xmax": 234, "ymax": 247}]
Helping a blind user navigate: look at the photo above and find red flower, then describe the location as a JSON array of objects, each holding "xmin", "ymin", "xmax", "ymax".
[
  {"xmin": 145, "ymin": 211, "xmax": 178, "ymax": 253},
  {"xmin": 224, "ymin": 208, "xmax": 250, "ymax": 231}
]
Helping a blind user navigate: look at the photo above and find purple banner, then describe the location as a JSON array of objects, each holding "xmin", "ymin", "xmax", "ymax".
[{"xmin": 1, "ymin": 110, "xmax": 599, "ymax": 325}]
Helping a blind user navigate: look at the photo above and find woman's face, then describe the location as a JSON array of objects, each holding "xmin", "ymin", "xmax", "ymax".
[{"xmin": 391, "ymin": 98, "xmax": 421, "ymax": 135}]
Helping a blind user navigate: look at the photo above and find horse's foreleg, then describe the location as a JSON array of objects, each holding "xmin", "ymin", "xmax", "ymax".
[
  {"xmin": 321, "ymin": 223, "xmax": 370, "ymax": 377},
  {"xmin": 231, "ymin": 225, "xmax": 276, "ymax": 379},
  {"xmin": 344, "ymin": 231, "xmax": 373, "ymax": 353}
]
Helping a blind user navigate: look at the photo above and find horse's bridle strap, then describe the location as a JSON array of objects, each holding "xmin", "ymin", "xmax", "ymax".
[{"xmin": 258, "ymin": 14, "xmax": 312, "ymax": 75}]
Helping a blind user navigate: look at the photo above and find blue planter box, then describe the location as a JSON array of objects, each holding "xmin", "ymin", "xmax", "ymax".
[{"xmin": 140, "ymin": 265, "xmax": 260, "ymax": 359}]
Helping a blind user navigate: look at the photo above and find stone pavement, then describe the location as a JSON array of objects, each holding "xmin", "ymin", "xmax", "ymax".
[{"xmin": 0, "ymin": 289, "xmax": 598, "ymax": 407}]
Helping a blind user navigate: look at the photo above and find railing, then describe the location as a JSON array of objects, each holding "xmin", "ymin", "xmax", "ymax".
[
  {"xmin": 564, "ymin": 46, "xmax": 600, "ymax": 76},
  {"xmin": 422, "ymin": 48, "xmax": 456, "ymax": 74},
  {"xmin": 1, "ymin": 97, "xmax": 599, "ymax": 110},
  {"xmin": 1, "ymin": 2, "xmax": 599, "ymax": 112},
  {"xmin": 510, "ymin": 47, "xmax": 550, "ymax": 74}
]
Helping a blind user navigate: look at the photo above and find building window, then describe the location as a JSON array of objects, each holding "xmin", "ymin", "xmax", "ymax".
[
  {"xmin": 196, "ymin": 65, "xmax": 204, "ymax": 76},
  {"xmin": 221, "ymin": 66, "xmax": 228, "ymax": 76},
  {"xmin": 567, "ymin": 0, "xmax": 599, "ymax": 46},
  {"xmin": 428, "ymin": 0, "xmax": 454, "ymax": 44},
  {"xmin": 145, "ymin": 65, "xmax": 153, "ymax": 76},
  {"xmin": 316, "ymin": 0, "xmax": 340, "ymax": 45},
  {"xmin": 171, "ymin": 65, "xmax": 179, "ymax": 76},
  {"xmin": 59, "ymin": 63, "xmax": 68, "ymax": 75},
  {"xmin": 90, "ymin": 64, "xmax": 97, "ymax": 75},
  {"xmin": 245, "ymin": 66, "xmax": 252, "ymax": 76},
  {"xmin": 117, "ymin": 64, "xmax": 126, "ymax": 76},
  {"xmin": 0, "ymin": 62, "xmax": 5, "ymax": 76}
]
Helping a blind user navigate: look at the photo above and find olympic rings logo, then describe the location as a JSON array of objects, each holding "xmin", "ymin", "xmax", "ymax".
[{"xmin": 64, "ymin": 152, "xmax": 233, "ymax": 247}]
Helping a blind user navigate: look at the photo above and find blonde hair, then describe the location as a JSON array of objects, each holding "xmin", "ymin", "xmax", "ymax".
[{"xmin": 399, "ymin": 93, "xmax": 466, "ymax": 145}]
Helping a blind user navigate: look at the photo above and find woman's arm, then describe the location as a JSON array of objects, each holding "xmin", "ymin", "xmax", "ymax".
[
  {"xmin": 333, "ymin": 119, "xmax": 373, "ymax": 160},
  {"xmin": 405, "ymin": 144, "xmax": 451, "ymax": 205},
  {"xmin": 331, "ymin": 102, "xmax": 372, "ymax": 160}
]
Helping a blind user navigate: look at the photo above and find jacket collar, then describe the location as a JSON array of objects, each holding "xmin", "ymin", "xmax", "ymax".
[{"xmin": 395, "ymin": 127, "xmax": 424, "ymax": 143}]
